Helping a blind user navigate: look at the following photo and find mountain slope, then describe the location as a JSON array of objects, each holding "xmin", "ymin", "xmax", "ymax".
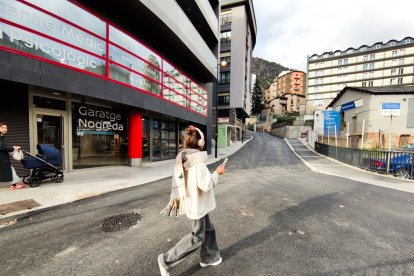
[{"xmin": 251, "ymin": 57, "xmax": 289, "ymax": 90}]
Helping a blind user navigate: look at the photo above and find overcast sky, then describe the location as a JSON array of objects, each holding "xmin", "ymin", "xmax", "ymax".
[{"xmin": 252, "ymin": 0, "xmax": 414, "ymax": 71}]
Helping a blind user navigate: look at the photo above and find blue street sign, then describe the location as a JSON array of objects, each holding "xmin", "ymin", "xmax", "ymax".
[{"xmin": 340, "ymin": 101, "xmax": 356, "ymax": 112}]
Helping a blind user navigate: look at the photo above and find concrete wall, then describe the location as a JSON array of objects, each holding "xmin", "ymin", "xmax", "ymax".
[{"xmin": 270, "ymin": 125, "xmax": 311, "ymax": 138}]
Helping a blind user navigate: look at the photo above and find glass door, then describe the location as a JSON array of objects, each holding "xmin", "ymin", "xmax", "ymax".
[
  {"xmin": 33, "ymin": 112, "xmax": 67, "ymax": 171},
  {"xmin": 36, "ymin": 114, "xmax": 62, "ymax": 149}
]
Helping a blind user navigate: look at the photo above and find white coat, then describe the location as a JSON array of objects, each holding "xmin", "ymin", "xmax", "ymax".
[{"xmin": 167, "ymin": 149, "xmax": 219, "ymax": 220}]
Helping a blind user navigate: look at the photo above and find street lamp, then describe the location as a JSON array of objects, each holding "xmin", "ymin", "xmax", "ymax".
[{"xmin": 215, "ymin": 59, "xmax": 227, "ymax": 158}]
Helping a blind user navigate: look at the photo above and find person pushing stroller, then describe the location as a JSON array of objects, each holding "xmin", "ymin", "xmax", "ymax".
[{"xmin": 0, "ymin": 122, "xmax": 26, "ymax": 189}]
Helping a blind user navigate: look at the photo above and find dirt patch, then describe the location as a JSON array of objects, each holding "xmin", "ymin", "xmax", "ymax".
[{"xmin": 0, "ymin": 199, "xmax": 41, "ymax": 215}]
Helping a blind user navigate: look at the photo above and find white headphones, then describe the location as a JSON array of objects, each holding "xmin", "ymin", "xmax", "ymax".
[{"xmin": 194, "ymin": 127, "xmax": 205, "ymax": 149}]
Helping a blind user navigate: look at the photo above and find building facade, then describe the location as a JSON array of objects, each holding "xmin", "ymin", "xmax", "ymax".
[
  {"xmin": 306, "ymin": 37, "xmax": 414, "ymax": 114},
  {"xmin": 0, "ymin": 0, "xmax": 220, "ymax": 174},
  {"xmin": 276, "ymin": 70, "xmax": 306, "ymax": 97},
  {"xmin": 326, "ymin": 86, "xmax": 414, "ymax": 149},
  {"xmin": 264, "ymin": 70, "xmax": 306, "ymax": 118},
  {"xmin": 216, "ymin": 0, "xmax": 256, "ymax": 146}
]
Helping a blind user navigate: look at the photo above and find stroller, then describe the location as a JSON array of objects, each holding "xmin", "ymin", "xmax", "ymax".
[{"xmin": 21, "ymin": 144, "xmax": 64, "ymax": 187}]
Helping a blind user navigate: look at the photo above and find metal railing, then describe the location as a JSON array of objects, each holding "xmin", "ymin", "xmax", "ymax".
[{"xmin": 315, "ymin": 142, "xmax": 414, "ymax": 179}]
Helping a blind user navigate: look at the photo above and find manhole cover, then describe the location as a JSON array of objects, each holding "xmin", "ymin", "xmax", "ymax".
[{"xmin": 101, "ymin": 213, "xmax": 142, "ymax": 232}]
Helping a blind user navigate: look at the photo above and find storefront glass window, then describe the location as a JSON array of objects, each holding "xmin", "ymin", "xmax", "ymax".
[
  {"xmin": 71, "ymin": 103, "xmax": 128, "ymax": 169},
  {"xmin": 2, "ymin": 1, "xmax": 105, "ymax": 56},
  {"xmin": 109, "ymin": 45, "xmax": 162, "ymax": 81},
  {"xmin": 109, "ymin": 25, "xmax": 161, "ymax": 67},
  {"xmin": 24, "ymin": 0, "xmax": 106, "ymax": 37},
  {"xmin": 152, "ymin": 120, "xmax": 176, "ymax": 161},
  {"xmin": 0, "ymin": 23, "xmax": 105, "ymax": 75},
  {"xmin": 142, "ymin": 117, "xmax": 150, "ymax": 162},
  {"xmin": 109, "ymin": 64, "xmax": 161, "ymax": 95}
]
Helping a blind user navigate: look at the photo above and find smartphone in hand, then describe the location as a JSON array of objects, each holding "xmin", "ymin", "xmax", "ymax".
[{"xmin": 222, "ymin": 158, "xmax": 228, "ymax": 166}]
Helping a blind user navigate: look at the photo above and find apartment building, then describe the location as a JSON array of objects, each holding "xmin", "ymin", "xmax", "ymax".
[
  {"xmin": 217, "ymin": 0, "xmax": 256, "ymax": 146},
  {"xmin": 264, "ymin": 70, "xmax": 306, "ymax": 118},
  {"xmin": 277, "ymin": 70, "xmax": 306, "ymax": 97},
  {"xmin": 306, "ymin": 37, "xmax": 414, "ymax": 114},
  {"xmin": 0, "ymin": 0, "xmax": 219, "ymax": 173}
]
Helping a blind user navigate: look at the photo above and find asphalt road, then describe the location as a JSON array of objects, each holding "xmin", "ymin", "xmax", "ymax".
[{"xmin": 1, "ymin": 133, "xmax": 413, "ymax": 276}]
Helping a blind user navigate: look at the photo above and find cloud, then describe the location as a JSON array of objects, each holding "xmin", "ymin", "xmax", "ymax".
[{"xmin": 253, "ymin": 0, "xmax": 414, "ymax": 71}]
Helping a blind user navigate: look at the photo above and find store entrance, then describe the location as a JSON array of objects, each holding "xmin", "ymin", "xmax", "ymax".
[{"xmin": 33, "ymin": 112, "xmax": 68, "ymax": 171}]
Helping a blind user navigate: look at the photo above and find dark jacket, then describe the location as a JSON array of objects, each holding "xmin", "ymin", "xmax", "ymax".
[{"xmin": 0, "ymin": 135, "xmax": 13, "ymax": 182}]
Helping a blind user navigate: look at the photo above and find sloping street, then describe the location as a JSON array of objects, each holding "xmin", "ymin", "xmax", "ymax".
[{"xmin": 1, "ymin": 133, "xmax": 413, "ymax": 275}]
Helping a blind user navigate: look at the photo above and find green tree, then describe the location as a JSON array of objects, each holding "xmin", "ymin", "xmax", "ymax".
[{"xmin": 251, "ymin": 77, "xmax": 264, "ymax": 115}]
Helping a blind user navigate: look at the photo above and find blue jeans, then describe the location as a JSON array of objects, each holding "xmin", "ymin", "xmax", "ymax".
[{"xmin": 160, "ymin": 214, "xmax": 220, "ymax": 270}]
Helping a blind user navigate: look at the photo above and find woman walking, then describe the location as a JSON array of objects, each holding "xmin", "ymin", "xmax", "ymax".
[
  {"xmin": 0, "ymin": 122, "xmax": 26, "ymax": 189},
  {"xmin": 158, "ymin": 125, "xmax": 225, "ymax": 276}
]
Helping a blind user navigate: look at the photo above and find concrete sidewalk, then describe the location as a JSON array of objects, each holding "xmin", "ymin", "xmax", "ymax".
[
  {"xmin": 285, "ymin": 138, "xmax": 414, "ymax": 194},
  {"xmin": 0, "ymin": 139, "xmax": 249, "ymax": 222}
]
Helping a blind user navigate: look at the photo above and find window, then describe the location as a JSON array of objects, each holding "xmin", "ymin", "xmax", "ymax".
[
  {"xmin": 218, "ymin": 95, "xmax": 230, "ymax": 105},
  {"xmin": 398, "ymin": 77, "xmax": 403, "ymax": 84},
  {"xmin": 360, "ymin": 47, "xmax": 367, "ymax": 52},
  {"xmin": 347, "ymin": 49, "xmax": 354, "ymax": 54},
  {"xmin": 391, "ymin": 68, "xmax": 397, "ymax": 75},
  {"xmin": 363, "ymin": 63, "xmax": 375, "ymax": 70},
  {"xmin": 398, "ymin": 68, "xmax": 404, "ymax": 75},
  {"xmin": 389, "ymin": 41, "xmax": 396, "ymax": 46},
  {"xmin": 368, "ymin": 81, "xmax": 373, "ymax": 87},
  {"xmin": 219, "ymin": 72, "xmax": 230, "ymax": 84},
  {"xmin": 315, "ymin": 78, "xmax": 323, "ymax": 85},
  {"xmin": 399, "ymin": 58, "xmax": 404, "ymax": 65},
  {"xmin": 362, "ymin": 81, "xmax": 367, "ymax": 87},
  {"xmin": 392, "ymin": 50, "xmax": 398, "ymax": 56},
  {"xmin": 337, "ymin": 59, "xmax": 348, "ymax": 65},
  {"xmin": 220, "ymin": 13, "xmax": 232, "ymax": 25},
  {"xmin": 220, "ymin": 31, "xmax": 231, "ymax": 45},
  {"xmin": 390, "ymin": 78, "xmax": 395, "ymax": 85},
  {"xmin": 405, "ymin": 39, "xmax": 411, "ymax": 44},
  {"xmin": 152, "ymin": 120, "xmax": 177, "ymax": 161},
  {"xmin": 375, "ymin": 44, "xmax": 381, "ymax": 49},
  {"xmin": 369, "ymin": 54, "xmax": 375, "ymax": 60}
]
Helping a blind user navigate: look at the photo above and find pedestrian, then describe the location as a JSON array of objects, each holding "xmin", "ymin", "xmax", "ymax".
[
  {"xmin": 158, "ymin": 125, "xmax": 225, "ymax": 276},
  {"xmin": 0, "ymin": 122, "xmax": 26, "ymax": 190}
]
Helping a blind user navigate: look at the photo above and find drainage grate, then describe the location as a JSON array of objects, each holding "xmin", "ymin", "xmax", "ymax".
[{"xmin": 101, "ymin": 213, "xmax": 142, "ymax": 232}]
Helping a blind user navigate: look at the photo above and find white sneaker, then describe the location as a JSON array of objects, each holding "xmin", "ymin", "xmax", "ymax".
[
  {"xmin": 157, "ymin": 254, "xmax": 170, "ymax": 276},
  {"xmin": 200, "ymin": 257, "xmax": 222, "ymax": 268}
]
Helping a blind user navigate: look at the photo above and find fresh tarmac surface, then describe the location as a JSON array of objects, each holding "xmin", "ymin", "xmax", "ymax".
[{"xmin": 1, "ymin": 133, "xmax": 413, "ymax": 275}]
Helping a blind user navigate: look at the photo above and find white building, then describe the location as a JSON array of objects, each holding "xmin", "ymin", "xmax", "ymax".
[
  {"xmin": 306, "ymin": 37, "xmax": 414, "ymax": 114},
  {"xmin": 327, "ymin": 86, "xmax": 414, "ymax": 149}
]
